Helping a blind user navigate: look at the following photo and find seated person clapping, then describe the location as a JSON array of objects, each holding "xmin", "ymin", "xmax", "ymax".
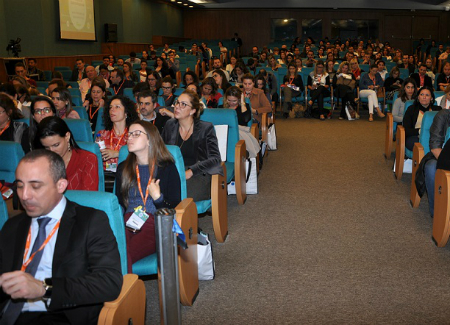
[
  {"xmin": 37, "ymin": 116, "xmax": 99, "ymax": 191},
  {"xmin": 116, "ymin": 120, "xmax": 181, "ymax": 272}
]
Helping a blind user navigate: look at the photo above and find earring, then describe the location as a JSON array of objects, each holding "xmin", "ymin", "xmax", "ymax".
[{"xmin": 68, "ymin": 143, "xmax": 71, "ymax": 152}]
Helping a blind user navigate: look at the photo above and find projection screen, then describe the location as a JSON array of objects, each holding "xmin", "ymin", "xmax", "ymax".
[{"xmin": 59, "ymin": 0, "xmax": 96, "ymax": 41}]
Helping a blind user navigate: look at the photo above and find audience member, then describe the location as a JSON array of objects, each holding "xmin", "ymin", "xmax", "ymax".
[
  {"xmin": 281, "ymin": 64, "xmax": 304, "ymax": 118},
  {"xmin": 359, "ymin": 64, "xmax": 385, "ymax": 122},
  {"xmin": 307, "ymin": 60, "xmax": 331, "ymax": 120},
  {"xmin": 15, "ymin": 62, "xmax": 37, "ymax": 87},
  {"xmin": 110, "ymin": 68, "xmax": 135, "ymax": 95},
  {"xmin": 384, "ymin": 66, "xmax": 404, "ymax": 100},
  {"xmin": 411, "ymin": 64, "xmax": 433, "ymax": 89},
  {"xmin": 154, "ymin": 57, "xmax": 172, "ymax": 79},
  {"xmin": 85, "ymin": 80, "xmax": 107, "ymax": 131},
  {"xmin": 97, "ymin": 95, "xmax": 139, "ymax": 172},
  {"xmin": 206, "ymin": 57, "xmax": 230, "ymax": 81},
  {"xmin": 138, "ymin": 90, "xmax": 170, "ymax": 133},
  {"xmin": 161, "ymin": 89, "xmax": 223, "ymax": 201},
  {"xmin": 182, "ymin": 71, "xmax": 199, "ymax": 88},
  {"xmin": 436, "ymin": 62, "xmax": 450, "ymax": 91},
  {"xmin": 27, "ymin": 58, "xmax": 45, "ymax": 81},
  {"xmin": 201, "ymin": 77, "xmax": 222, "ymax": 108},
  {"xmin": 126, "ymin": 51, "xmax": 141, "ymax": 65},
  {"xmin": 391, "ymin": 78, "xmax": 418, "ymax": 123},
  {"xmin": 123, "ymin": 62, "xmax": 138, "ymax": 82},
  {"xmin": 70, "ymin": 58, "xmax": 87, "ymax": 82},
  {"xmin": 28, "ymin": 96, "xmax": 57, "ymax": 151},
  {"xmin": 333, "ymin": 61, "xmax": 359, "ymax": 120},
  {"xmin": 51, "ymin": 87, "xmax": 80, "ymax": 119},
  {"xmin": 436, "ymin": 84, "xmax": 450, "ymax": 108},
  {"xmin": 0, "ymin": 149, "xmax": 121, "ymax": 324},
  {"xmin": 0, "ymin": 93, "xmax": 29, "ymax": 152},
  {"xmin": 212, "ymin": 69, "xmax": 232, "ymax": 92},
  {"xmin": 147, "ymin": 71, "xmax": 161, "ymax": 94},
  {"xmin": 159, "ymin": 76, "xmax": 176, "ymax": 108},
  {"xmin": 115, "ymin": 120, "xmax": 181, "ymax": 272},
  {"xmin": 37, "ymin": 116, "xmax": 99, "ymax": 191}
]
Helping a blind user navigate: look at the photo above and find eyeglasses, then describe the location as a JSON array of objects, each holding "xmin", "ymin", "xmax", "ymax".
[
  {"xmin": 174, "ymin": 100, "xmax": 192, "ymax": 109},
  {"xmin": 34, "ymin": 108, "xmax": 52, "ymax": 115},
  {"xmin": 0, "ymin": 110, "xmax": 6, "ymax": 115},
  {"xmin": 128, "ymin": 130, "xmax": 148, "ymax": 138}
]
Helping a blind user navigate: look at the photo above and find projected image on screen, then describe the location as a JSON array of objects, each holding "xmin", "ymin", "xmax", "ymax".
[{"xmin": 59, "ymin": 0, "xmax": 96, "ymax": 41}]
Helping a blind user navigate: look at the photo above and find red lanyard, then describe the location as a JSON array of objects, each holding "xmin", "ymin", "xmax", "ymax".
[
  {"xmin": 113, "ymin": 80, "xmax": 125, "ymax": 95},
  {"xmin": 0, "ymin": 120, "xmax": 11, "ymax": 136},
  {"xmin": 136, "ymin": 162, "xmax": 155, "ymax": 210},
  {"xmin": 110, "ymin": 128, "xmax": 127, "ymax": 151},
  {"xmin": 21, "ymin": 220, "xmax": 60, "ymax": 271},
  {"xmin": 369, "ymin": 74, "xmax": 376, "ymax": 86},
  {"xmin": 288, "ymin": 77, "xmax": 295, "ymax": 85},
  {"xmin": 89, "ymin": 104, "xmax": 101, "ymax": 120}
]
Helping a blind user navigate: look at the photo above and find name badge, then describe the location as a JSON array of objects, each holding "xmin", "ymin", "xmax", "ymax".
[
  {"xmin": 126, "ymin": 206, "xmax": 149, "ymax": 232},
  {"xmin": 105, "ymin": 162, "xmax": 117, "ymax": 172}
]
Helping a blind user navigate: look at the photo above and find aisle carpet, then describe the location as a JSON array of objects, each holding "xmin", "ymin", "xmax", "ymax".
[{"xmin": 144, "ymin": 117, "xmax": 450, "ymax": 324}]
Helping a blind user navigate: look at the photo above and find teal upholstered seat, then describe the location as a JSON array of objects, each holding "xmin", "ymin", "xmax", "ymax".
[
  {"xmin": 0, "ymin": 198, "xmax": 8, "ymax": 230},
  {"xmin": 65, "ymin": 118, "xmax": 93, "ymax": 142},
  {"xmin": 64, "ymin": 190, "xmax": 128, "ymax": 275},
  {"xmin": 0, "ymin": 141, "xmax": 25, "ymax": 183}
]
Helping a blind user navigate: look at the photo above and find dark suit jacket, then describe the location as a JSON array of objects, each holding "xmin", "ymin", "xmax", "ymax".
[
  {"xmin": 410, "ymin": 73, "xmax": 433, "ymax": 89},
  {"xmin": 161, "ymin": 118, "xmax": 223, "ymax": 176},
  {"xmin": 0, "ymin": 199, "xmax": 122, "ymax": 325},
  {"xmin": 70, "ymin": 68, "xmax": 87, "ymax": 82}
]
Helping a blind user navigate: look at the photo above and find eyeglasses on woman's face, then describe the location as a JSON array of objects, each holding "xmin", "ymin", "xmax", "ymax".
[
  {"xmin": 128, "ymin": 130, "xmax": 148, "ymax": 138},
  {"xmin": 34, "ymin": 108, "xmax": 52, "ymax": 115},
  {"xmin": 174, "ymin": 100, "xmax": 192, "ymax": 109}
]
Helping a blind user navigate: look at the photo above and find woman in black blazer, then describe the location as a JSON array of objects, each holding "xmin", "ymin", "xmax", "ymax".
[
  {"xmin": 403, "ymin": 86, "xmax": 441, "ymax": 151},
  {"xmin": 161, "ymin": 89, "xmax": 223, "ymax": 201}
]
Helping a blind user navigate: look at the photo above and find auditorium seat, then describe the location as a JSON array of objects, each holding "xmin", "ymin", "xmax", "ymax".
[
  {"xmin": 0, "ymin": 141, "xmax": 25, "ymax": 183},
  {"xmin": 432, "ymin": 169, "xmax": 450, "ymax": 247},
  {"xmin": 77, "ymin": 141, "xmax": 105, "ymax": 191},
  {"xmin": 66, "ymin": 119, "xmax": 93, "ymax": 142}
]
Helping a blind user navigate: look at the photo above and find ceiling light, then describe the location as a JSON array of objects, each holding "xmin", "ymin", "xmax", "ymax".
[
  {"xmin": 177, "ymin": 1, "xmax": 182, "ymax": 3},
  {"xmin": 183, "ymin": 3, "xmax": 188, "ymax": 5},
  {"xmin": 189, "ymin": 5, "xmax": 193, "ymax": 7}
]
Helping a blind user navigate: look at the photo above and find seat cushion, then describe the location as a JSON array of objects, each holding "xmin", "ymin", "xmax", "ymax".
[
  {"xmin": 196, "ymin": 200, "xmax": 212, "ymax": 214},
  {"xmin": 132, "ymin": 253, "xmax": 157, "ymax": 275}
]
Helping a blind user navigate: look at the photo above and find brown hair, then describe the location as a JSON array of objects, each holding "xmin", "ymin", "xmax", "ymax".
[
  {"xmin": 181, "ymin": 89, "xmax": 202, "ymax": 119},
  {"xmin": 223, "ymin": 86, "xmax": 242, "ymax": 108},
  {"xmin": 120, "ymin": 120, "xmax": 174, "ymax": 208}
]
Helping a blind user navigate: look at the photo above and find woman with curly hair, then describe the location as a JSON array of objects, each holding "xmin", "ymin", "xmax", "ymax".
[{"xmin": 96, "ymin": 95, "xmax": 139, "ymax": 171}]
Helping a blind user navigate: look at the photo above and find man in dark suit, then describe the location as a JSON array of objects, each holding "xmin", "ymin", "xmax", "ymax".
[
  {"xmin": 411, "ymin": 64, "xmax": 433, "ymax": 89},
  {"xmin": 70, "ymin": 58, "xmax": 87, "ymax": 82},
  {"xmin": 0, "ymin": 150, "xmax": 122, "ymax": 325}
]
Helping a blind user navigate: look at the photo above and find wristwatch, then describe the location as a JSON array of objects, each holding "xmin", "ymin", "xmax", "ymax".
[{"xmin": 42, "ymin": 278, "xmax": 53, "ymax": 300}]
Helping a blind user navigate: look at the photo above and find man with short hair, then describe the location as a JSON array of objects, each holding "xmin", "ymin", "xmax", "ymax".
[
  {"xmin": 125, "ymin": 52, "xmax": 141, "ymax": 65},
  {"xmin": 71, "ymin": 58, "xmax": 86, "ymax": 82},
  {"xmin": 206, "ymin": 58, "xmax": 230, "ymax": 80},
  {"xmin": 398, "ymin": 54, "xmax": 415, "ymax": 75},
  {"xmin": 167, "ymin": 51, "xmax": 180, "ymax": 76},
  {"xmin": 110, "ymin": 68, "xmax": 135, "ymax": 96},
  {"xmin": 27, "ymin": 58, "xmax": 45, "ymax": 81},
  {"xmin": 303, "ymin": 51, "xmax": 316, "ymax": 67},
  {"xmin": 15, "ymin": 63, "xmax": 37, "ymax": 87},
  {"xmin": 46, "ymin": 79, "xmax": 65, "ymax": 96},
  {"xmin": 163, "ymin": 43, "xmax": 172, "ymax": 55},
  {"xmin": 436, "ymin": 62, "xmax": 450, "ymax": 91},
  {"xmin": 138, "ymin": 90, "xmax": 170, "ymax": 134},
  {"xmin": 96, "ymin": 56, "xmax": 114, "ymax": 73},
  {"xmin": 249, "ymin": 46, "xmax": 259, "ymax": 58},
  {"xmin": 0, "ymin": 149, "xmax": 122, "ymax": 325},
  {"xmin": 116, "ymin": 58, "xmax": 125, "ymax": 67},
  {"xmin": 79, "ymin": 66, "xmax": 109, "ymax": 101},
  {"xmin": 411, "ymin": 64, "xmax": 433, "ymax": 89}
]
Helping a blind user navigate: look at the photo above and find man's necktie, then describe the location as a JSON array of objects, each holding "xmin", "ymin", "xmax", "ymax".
[{"xmin": 0, "ymin": 217, "xmax": 52, "ymax": 325}]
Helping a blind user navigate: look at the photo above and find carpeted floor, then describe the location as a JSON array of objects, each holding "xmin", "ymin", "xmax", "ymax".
[{"xmin": 144, "ymin": 116, "xmax": 450, "ymax": 324}]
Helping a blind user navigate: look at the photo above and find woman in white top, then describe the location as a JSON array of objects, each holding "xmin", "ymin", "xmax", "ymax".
[
  {"xmin": 219, "ymin": 41, "xmax": 228, "ymax": 65},
  {"xmin": 226, "ymin": 56, "xmax": 237, "ymax": 74}
]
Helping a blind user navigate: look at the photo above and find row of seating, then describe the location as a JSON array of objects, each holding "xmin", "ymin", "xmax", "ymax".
[{"xmin": 383, "ymin": 100, "xmax": 450, "ymax": 250}]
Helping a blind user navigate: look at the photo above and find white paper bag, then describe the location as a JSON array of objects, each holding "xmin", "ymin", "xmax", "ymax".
[
  {"xmin": 214, "ymin": 125, "xmax": 228, "ymax": 162},
  {"xmin": 393, "ymin": 158, "xmax": 413, "ymax": 173},
  {"xmin": 197, "ymin": 232, "xmax": 215, "ymax": 280},
  {"xmin": 227, "ymin": 158, "xmax": 258, "ymax": 195},
  {"xmin": 267, "ymin": 124, "xmax": 277, "ymax": 150}
]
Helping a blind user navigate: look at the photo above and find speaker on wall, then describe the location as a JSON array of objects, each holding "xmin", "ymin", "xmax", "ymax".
[{"xmin": 105, "ymin": 23, "xmax": 118, "ymax": 42}]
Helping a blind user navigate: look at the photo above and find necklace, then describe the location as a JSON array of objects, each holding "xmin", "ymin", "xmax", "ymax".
[{"xmin": 178, "ymin": 122, "xmax": 194, "ymax": 149}]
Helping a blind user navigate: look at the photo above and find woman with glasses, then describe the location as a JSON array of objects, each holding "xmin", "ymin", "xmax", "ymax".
[
  {"xmin": 154, "ymin": 56, "xmax": 172, "ymax": 79},
  {"xmin": 116, "ymin": 120, "xmax": 181, "ymax": 272},
  {"xmin": 159, "ymin": 76, "xmax": 176, "ymax": 108},
  {"xmin": 37, "ymin": 116, "xmax": 99, "ymax": 191},
  {"xmin": 51, "ymin": 87, "xmax": 80, "ymax": 119},
  {"xmin": 147, "ymin": 71, "xmax": 161, "ymax": 94},
  {"xmin": 96, "ymin": 95, "xmax": 139, "ymax": 172},
  {"xmin": 161, "ymin": 89, "xmax": 222, "ymax": 201},
  {"xmin": 28, "ymin": 95, "xmax": 57, "ymax": 151},
  {"xmin": 0, "ymin": 93, "xmax": 30, "ymax": 152}
]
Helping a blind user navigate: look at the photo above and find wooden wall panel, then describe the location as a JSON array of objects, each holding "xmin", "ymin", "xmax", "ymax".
[{"xmin": 184, "ymin": 9, "xmax": 448, "ymax": 55}]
